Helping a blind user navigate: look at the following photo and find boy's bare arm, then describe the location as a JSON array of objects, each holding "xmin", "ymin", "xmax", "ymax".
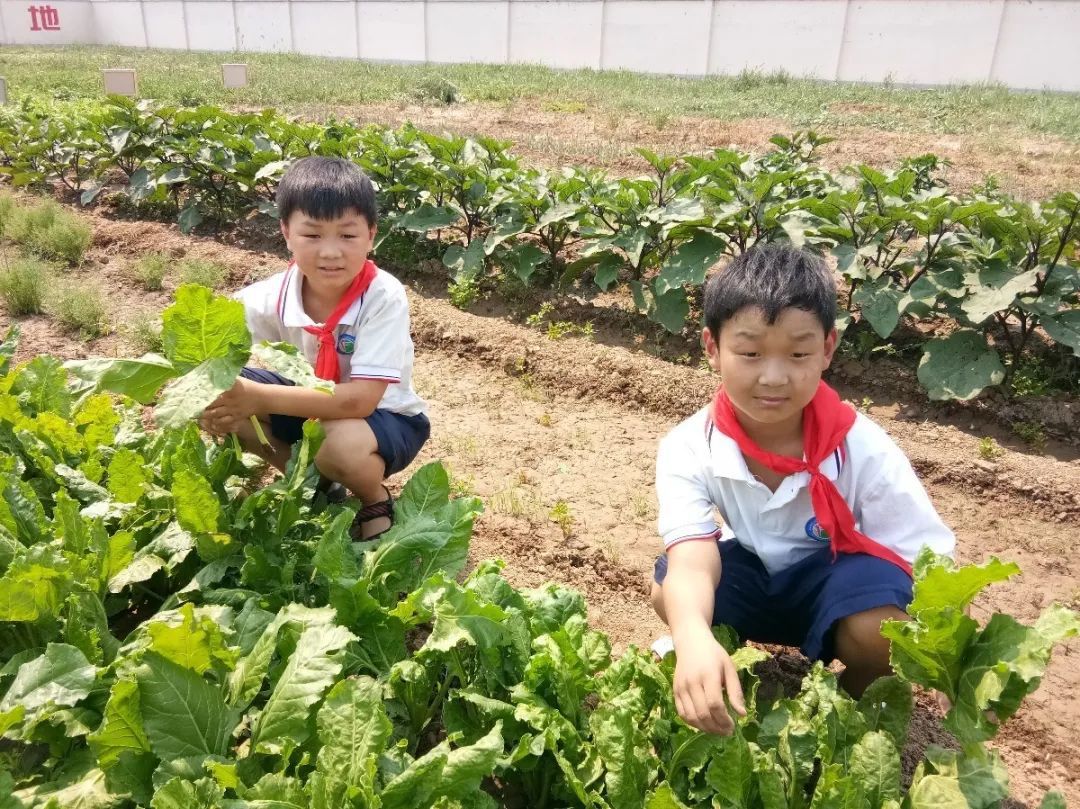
[
  {"xmin": 664, "ymin": 540, "xmax": 746, "ymax": 735},
  {"xmin": 204, "ymin": 378, "xmax": 388, "ymax": 433}
]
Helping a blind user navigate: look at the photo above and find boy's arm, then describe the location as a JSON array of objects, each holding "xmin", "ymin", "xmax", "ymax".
[
  {"xmin": 204, "ymin": 378, "xmax": 387, "ymax": 433},
  {"xmin": 655, "ymin": 427, "xmax": 746, "ymax": 735},
  {"xmin": 665, "ymin": 540, "xmax": 746, "ymax": 735}
]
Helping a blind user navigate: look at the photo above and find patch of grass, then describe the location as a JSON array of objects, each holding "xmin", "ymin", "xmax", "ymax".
[
  {"xmin": 125, "ymin": 311, "xmax": 164, "ymax": 354},
  {"xmin": 178, "ymin": 258, "xmax": 228, "ymax": 289},
  {"xmin": 537, "ymin": 412, "xmax": 553, "ymax": 428},
  {"xmin": 0, "ymin": 256, "xmax": 51, "ymax": 315},
  {"xmin": 131, "ymin": 253, "xmax": 170, "ymax": 291},
  {"xmin": 0, "ymin": 194, "xmax": 17, "ymax": 239},
  {"xmin": 490, "ymin": 485, "xmax": 542, "ymax": 520},
  {"xmin": 51, "ymin": 285, "xmax": 108, "ymax": 338},
  {"xmin": 2, "ymin": 47, "xmax": 1078, "ymax": 143},
  {"xmin": 7, "ymin": 200, "xmax": 92, "ymax": 265},
  {"xmin": 549, "ymin": 499, "xmax": 574, "ymax": 539},
  {"xmin": 1011, "ymin": 421, "xmax": 1047, "ymax": 454}
]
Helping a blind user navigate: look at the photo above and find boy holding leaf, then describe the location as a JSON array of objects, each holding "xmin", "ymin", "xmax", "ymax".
[
  {"xmin": 651, "ymin": 243, "xmax": 954, "ymax": 735},
  {"xmin": 201, "ymin": 157, "xmax": 429, "ymax": 541}
]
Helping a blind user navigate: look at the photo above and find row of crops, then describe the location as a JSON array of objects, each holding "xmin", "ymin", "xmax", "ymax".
[
  {"xmin": 0, "ymin": 287, "xmax": 1077, "ymax": 807},
  {"xmin": 0, "ymin": 96, "xmax": 1078, "ymax": 401}
]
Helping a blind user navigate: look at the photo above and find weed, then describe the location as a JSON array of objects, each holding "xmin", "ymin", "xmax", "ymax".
[
  {"xmin": 0, "ymin": 194, "xmax": 16, "ymax": 238},
  {"xmin": 412, "ymin": 76, "xmax": 460, "ymax": 105},
  {"xmin": 126, "ymin": 311, "xmax": 164, "ymax": 354},
  {"xmin": 131, "ymin": 253, "xmax": 169, "ymax": 291},
  {"xmin": 8, "ymin": 201, "xmax": 92, "ymax": 265},
  {"xmin": 1011, "ymin": 421, "xmax": 1047, "ymax": 453},
  {"xmin": 537, "ymin": 412, "xmax": 552, "ymax": 427},
  {"xmin": 546, "ymin": 320, "xmax": 594, "ymax": 341},
  {"xmin": 52, "ymin": 284, "xmax": 108, "ymax": 338},
  {"xmin": 859, "ymin": 396, "xmax": 873, "ymax": 412},
  {"xmin": 448, "ymin": 277, "xmax": 481, "ymax": 310},
  {"xmin": 630, "ymin": 494, "xmax": 654, "ymax": 522},
  {"xmin": 0, "ymin": 256, "xmax": 50, "ymax": 315},
  {"xmin": 448, "ymin": 470, "xmax": 476, "ymax": 499},
  {"xmin": 526, "ymin": 302, "xmax": 555, "ymax": 328},
  {"xmin": 179, "ymin": 258, "xmax": 228, "ymax": 289},
  {"xmin": 549, "ymin": 499, "xmax": 574, "ymax": 539},
  {"xmin": 542, "ymin": 100, "xmax": 587, "ymax": 114},
  {"xmin": 977, "ymin": 437, "xmax": 1003, "ymax": 461},
  {"xmin": 491, "ymin": 485, "xmax": 541, "ymax": 520}
]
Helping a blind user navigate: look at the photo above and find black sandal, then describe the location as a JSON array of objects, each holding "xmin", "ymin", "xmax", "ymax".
[{"xmin": 350, "ymin": 486, "xmax": 395, "ymax": 542}]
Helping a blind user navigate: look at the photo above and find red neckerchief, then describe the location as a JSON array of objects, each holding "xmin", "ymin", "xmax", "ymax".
[
  {"xmin": 711, "ymin": 381, "xmax": 913, "ymax": 577},
  {"xmin": 302, "ymin": 259, "xmax": 378, "ymax": 383}
]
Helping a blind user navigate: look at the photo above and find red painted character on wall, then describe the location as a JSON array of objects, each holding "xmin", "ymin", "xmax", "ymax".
[{"xmin": 28, "ymin": 4, "xmax": 61, "ymax": 31}]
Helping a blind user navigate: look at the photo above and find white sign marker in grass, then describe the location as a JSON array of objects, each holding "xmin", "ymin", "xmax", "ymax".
[
  {"xmin": 103, "ymin": 69, "xmax": 138, "ymax": 97},
  {"xmin": 0, "ymin": 78, "xmax": 7, "ymax": 105},
  {"xmin": 222, "ymin": 64, "xmax": 249, "ymax": 89}
]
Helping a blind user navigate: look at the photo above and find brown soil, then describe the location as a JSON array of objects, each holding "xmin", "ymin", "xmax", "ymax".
[
  {"xmin": 2, "ymin": 204, "xmax": 1079, "ymax": 806},
  {"xmin": 275, "ymin": 99, "xmax": 1080, "ymax": 201}
]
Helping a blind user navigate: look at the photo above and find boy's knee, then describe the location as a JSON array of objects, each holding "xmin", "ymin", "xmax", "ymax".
[
  {"xmin": 314, "ymin": 420, "xmax": 380, "ymax": 480},
  {"xmin": 650, "ymin": 581, "xmax": 667, "ymax": 624},
  {"xmin": 834, "ymin": 605, "xmax": 907, "ymax": 661}
]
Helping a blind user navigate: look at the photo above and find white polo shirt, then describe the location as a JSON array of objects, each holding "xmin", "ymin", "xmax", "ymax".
[
  {"xmin": 236, "ymin": 263, "xmax": 427, "ymax": 417},
  {"xmin": 656, "ymin": 407, "xmax": 954, "ymax": 575}
]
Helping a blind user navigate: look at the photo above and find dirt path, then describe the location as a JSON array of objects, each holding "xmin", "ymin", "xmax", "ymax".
[
  {"xmin": 281, "ymin": 99, "xmax": 1080, "ymax": 201},
  {"xmin": 3, "ymin": 209, "xmax": 1078, "ymax": 806}
]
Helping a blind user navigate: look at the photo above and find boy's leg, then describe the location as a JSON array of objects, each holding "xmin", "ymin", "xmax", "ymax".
[
  {"xmin": 799, "ymin": 552, "xmax": 913, "ymax": 697},
  {"xmin": 316, "ymin": 419, "xmax": 390, "ymax": 539},
  {"xmin": 833, "ymin": 605, "xmax": 908, "ymax": 697}
]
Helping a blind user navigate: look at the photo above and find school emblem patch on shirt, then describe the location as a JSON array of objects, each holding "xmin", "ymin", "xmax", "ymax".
[
  {"xmin": 336, "ymin": 332, "xmax": 356, "ymax": 355},
  {"xmin": 805, "ymin": 517, "xmax": 830, "ymax": 542}
]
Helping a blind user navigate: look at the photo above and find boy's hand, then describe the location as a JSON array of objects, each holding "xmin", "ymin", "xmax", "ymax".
[
  {"xmin": 201, "ymin": 378, "xmax": 261, "ymax": 435},
  {"xmin": 673, "ymin": 632, "xmax": 747, "ymax": 735}
]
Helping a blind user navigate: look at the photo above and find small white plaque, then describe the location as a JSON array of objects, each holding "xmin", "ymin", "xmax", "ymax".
[
  {"xmin": 222, "ymin": 64, "xmax": 249, "ymax": 90},
  {"xmin": 0, "ymin": 78, "xmax": 7, "ymax": 105},
  {"xmin": 102, "ymin": 69, "xmax": 138, "ymax": 97}
]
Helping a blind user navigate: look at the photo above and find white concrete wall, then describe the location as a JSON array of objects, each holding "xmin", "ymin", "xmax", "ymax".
[{"xmin": 1, "ymin": 0, "xmax": 1077, "ymax": 92}]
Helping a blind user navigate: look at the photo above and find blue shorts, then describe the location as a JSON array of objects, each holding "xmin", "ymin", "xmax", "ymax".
[
  {"xmin": 239, "ymin": 367, "xmax": 430, "ymax": 477},
  {"xmin": 653, "ymin": 540, "xmax": 913, "ymax": 661}
]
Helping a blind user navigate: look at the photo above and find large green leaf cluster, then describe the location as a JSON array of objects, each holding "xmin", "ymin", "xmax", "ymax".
[
  {"xmin": 2, "ymin": 100, "xmax": 1077, "ymax": 399},
  {"xmin": 0, "ymin": 322, "xmax": 1074, "ymax": 808}
]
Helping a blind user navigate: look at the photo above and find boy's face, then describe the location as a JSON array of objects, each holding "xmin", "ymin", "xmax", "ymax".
[
  {"xmin": 703, "ymin": 306, "xmax": 837, "ymax": 435},
  {"xmin": 281, "ymin": 208, "xmax": 377, "ymax": 297}
]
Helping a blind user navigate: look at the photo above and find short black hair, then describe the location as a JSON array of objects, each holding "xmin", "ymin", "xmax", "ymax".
[
  {"xmin": 276, "ymin": 156, "xmax": 377, "ymax": 227},
  {"xmin": 703, "ymin": 242, "xmax": 836, "ymax": 337}
]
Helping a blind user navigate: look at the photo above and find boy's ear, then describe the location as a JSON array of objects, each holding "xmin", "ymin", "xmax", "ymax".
[
  {"xmin": 701, "ymin": 326, "xmax": 722, "ymax": 372},
  {"xmin": 822, "ymin": 328, "xmax": 839, "ymax": 367}
]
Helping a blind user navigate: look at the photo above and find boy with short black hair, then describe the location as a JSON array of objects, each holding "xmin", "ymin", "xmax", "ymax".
[
  {"xmin": 651, "ymin": 242, "xmax": 953, "ymax": 735},
  {"xmin": 202, "ymin": 156, "xmax": 429, "ymax": 541}
]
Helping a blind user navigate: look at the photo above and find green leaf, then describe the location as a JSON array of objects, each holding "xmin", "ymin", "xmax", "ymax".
[
  {"xmin": 590, "ymin": 687, "xmax": 650, "ymax": 809},
  {"xmin": 151, "ymin": 777, "xmax": 224, "ymax": 809},
  {"xmin": 857, "ymin": 676, "xmax": 912, "ymax": 750},
  {"xmin": 135, "ymin": 651, "xmax": 237, "ymax": 761},
  {"xmin": 314, "ymin": 677, "xmax": 392, "ymax": 797},
  {"xmin": 395, "ymin": 461, "xmax": 451, "ymax": 521},
  {"xmin": 917, "ymin": 330, "xmax": 1005, "ymax": 401},
  {"xmin": 648, "ymin": 284, "xmax": 690, "ymax": 334},
  {"xmin": 395, "ymin": 204, "xmax": 460, "ymax": 233},
  {"xmin": 0, "ymin": 324, "xmax": 19, "ymax": 376},
  {"xmin": 501, "ymin": 242, "xmax": 547, "ymax": 284},
  {"xmin": 249, "ymin": 615, "xmax": 355, "ymax": 755},
  {"xmin": 155, "ymin": 355, "xmax": 246, "ymax": 429},
  {"xmin": 106, "ymin": 448, "xmax": 148, "ymax": 504},
  {"xmin": 961, "ymin": 267, "xmax": 1039, "ymax": 325},
  {"xmin": 88, "ymin": 679, "xmax": 152, "ymax": 770},
  {"xmin": 161, "ymin": 285, "xmax": 250, "ymax": 372},
  {"xmin": 443, "ymin": 239, "xmax": 486, "ymax": 283},
  {"xmin": 64, "ymin": 355, "xmax": 178, "ymax": 404},
  {"xmin": 0, "ymin": 643, "xmax": 95, "ymax": 721},
  {"xmin": 250, "ymin": 342, "xmax": 333, "ymax": 393},
  {"xmin": 1041, "ymin": 310, "xmax": 1080, "ymax": 354},
  {"xmin": 910, "ymin": 554, "xmax": 1019, "ymax": 616},
  {"xmin": 172, "ymin": 468, "xmax": 221, "ymax": 536},
  {"xmin": 1041, "ymin": 793, "xmax": 1067, "ymax": 809},
  {"xmin": 849, "ymin": 731, "xmax": 900, "ymax": 808},
  {"xmin": 853, "ymin": 280, "xmax": 904, "ymax": 339},
  {"xmin": 147, "ymin": 603, "xmax": 235, "ymax": 675},
  {"xmin": 655, "ymin": 232, "xmax": 726, "ymax": 294},
  {"xmin": 645, "ymin": 783, "xmax": 692, "ymax": 809},
  {"xmin": 12, "ymin": 356, "xmax": 72, "ymax": 417}
]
